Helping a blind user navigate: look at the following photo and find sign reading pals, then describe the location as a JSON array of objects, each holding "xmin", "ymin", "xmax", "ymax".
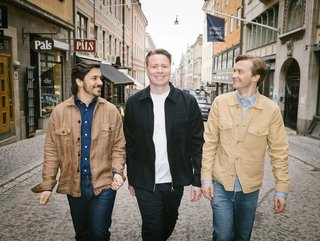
[
  {"xmin": 31, "ymin": 37, "xmax": 54, "ymax": 52},
  {"xmin": 74, "ymin": 39, "xmax": 96, "ymax": 52}
]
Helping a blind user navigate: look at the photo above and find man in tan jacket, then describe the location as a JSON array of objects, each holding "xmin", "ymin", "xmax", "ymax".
[
  {"xmin": 201, "ymin": 55, "xmax": 289, "ymax": 241},
  {"xmin": 32, "ymin": 62, "xmax": 126, "ymax": 241}
]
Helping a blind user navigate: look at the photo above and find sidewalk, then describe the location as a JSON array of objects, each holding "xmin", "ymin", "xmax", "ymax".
[{"xmin": 0, "ymin": 128, "xmax": 319, "ymax": 187}]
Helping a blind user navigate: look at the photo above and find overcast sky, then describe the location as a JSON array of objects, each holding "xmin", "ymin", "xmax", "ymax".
[{"xmin": 139, "ymin": 0, "xmax": 205, "ymax": 66}]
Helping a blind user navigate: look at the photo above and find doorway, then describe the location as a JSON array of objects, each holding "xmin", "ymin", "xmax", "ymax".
[
  {"xmin": 0, "ymin": 56, "xmax": 11, "ymax": 133},
  {"xmin": 284, "ymin": 60, "xmax": 300, "ymax": 129}
]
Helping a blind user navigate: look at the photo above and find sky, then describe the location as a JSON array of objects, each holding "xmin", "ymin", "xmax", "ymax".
[{"xmin": 139, "ymin": 0, "xmax": 205, "ymax": 66}]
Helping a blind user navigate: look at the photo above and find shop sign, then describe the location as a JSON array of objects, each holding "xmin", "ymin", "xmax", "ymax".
[
  {"xmin": 74, "ymin": 39, "xmax": 96, "ymax": 52},
  {"xmin": 31, "ymin": 37, "xmax": 54, "ymax": 52}
]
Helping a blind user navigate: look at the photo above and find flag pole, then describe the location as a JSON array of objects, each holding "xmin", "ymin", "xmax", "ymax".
[{"xmin": 202, "ymin": 8, "xmax": 279, "ymax": 32}]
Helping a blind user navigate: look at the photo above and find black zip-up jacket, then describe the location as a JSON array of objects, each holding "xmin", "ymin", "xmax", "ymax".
[{"xmin": 123, "ymin": 83, "xmax": 204, "ymax": 191}]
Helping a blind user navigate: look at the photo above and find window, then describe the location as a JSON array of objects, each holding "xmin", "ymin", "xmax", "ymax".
[
  {"xmin": 236, "ymin": 8, "xmax": 241, "ymax": 28},
  {"xmin": 109, "ymin": 35, "xmax": 112, "ymax": 55},
  {"xmin": 77, "ymin": 13, "xmax": 87, "ymax": 38},
  {"xmin": 230, "ymin": 14, "xmax": 233, "ymax": 33},
  {"xmin": 287, "ymin": 0, "xmax": 305, "ymax": 31},
  {"xmin": 40, "ymin": 53, "xmax": 62, "ymax": 115},
  {"xmin": 227, "ymin": 50, "xmax": 233, "ymax": 69},
  {"xmin": 222, "ymin": 53, "xmax": 227, "ymax": 69}
]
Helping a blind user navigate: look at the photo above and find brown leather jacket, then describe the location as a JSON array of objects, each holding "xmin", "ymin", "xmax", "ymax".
[{"xmin": 32, "ymin": 96, "xmax": 126, "ymax": 197}]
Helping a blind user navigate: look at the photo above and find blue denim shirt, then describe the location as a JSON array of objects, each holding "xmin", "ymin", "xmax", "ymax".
[{"xmin": 75, "ymin": 96, "xmax": 97, "ymax": 176}]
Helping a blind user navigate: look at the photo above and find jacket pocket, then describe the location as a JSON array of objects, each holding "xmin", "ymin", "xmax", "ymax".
[
  {"xmin": 54, "ymin": 127, "xmax": 72, "ymax": 165},
  {"xmin": 100, "ymin": 123, "xmax": 115, "ymax": 143},
  {"xmin": 218, "ymin": 121, "xmax": 233, "ymax": 144},
  {"xmin": 246, "ymin": 126, "xmax": 269, "ymax": 149}
]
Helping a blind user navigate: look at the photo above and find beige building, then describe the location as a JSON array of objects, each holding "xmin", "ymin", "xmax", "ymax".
[
  {"xmin": 131, "ymin": 1, "xmax": 148, "ymax": 87},
  {"xmin": 243, "ymin": 0, "xmax": 320, "ymax": 136}
]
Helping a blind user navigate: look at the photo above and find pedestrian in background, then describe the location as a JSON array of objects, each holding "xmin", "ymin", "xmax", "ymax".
[
  {"xmin": 123, "ymin": 48, "xmax": 204, "ymax": 241},
  {"xmin": 32, "ymin": 62, "xmax": 126, "ymax": 241},
  {"xmin": 201, "ymin": 55, "xmax": 289, "ymax": 241}
]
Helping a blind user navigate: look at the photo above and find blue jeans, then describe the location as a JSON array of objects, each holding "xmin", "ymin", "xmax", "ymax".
[
  {"xmin": 211, "ymin": 181, "xmax": 259, "ymax": 241},
  {"xmin": 135, "ymin": 183, "xmax": 184, "ymax": 241},
  {"xmin": 67, "ymin": 174, "xmax": 116, "ymax": 241}
]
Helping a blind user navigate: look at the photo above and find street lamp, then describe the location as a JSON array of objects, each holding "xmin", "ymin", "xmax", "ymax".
[{"xmin": 174, "ymin": 15, "xmax": 179, "ymax": 25}]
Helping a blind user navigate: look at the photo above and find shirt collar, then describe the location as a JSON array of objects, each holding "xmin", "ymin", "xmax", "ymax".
[
  {"xmin": 74, "ymin": 95, "xmax": 97, "ymax": 106},
  {"xmin": 237, "ymin": 90, "xmax": 257, "ymax": 107}
]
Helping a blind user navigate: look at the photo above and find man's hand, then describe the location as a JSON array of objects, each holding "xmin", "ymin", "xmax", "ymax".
[
  {"xmin": 128, "ymin": 185, "xmax": 135, "ymax": 196},
  {"xmin": 201, "ymin": 183, "xmax": 214, "ymax": 201},
  {"xmin": 39, "ymin": 191, "xmax": 52, "ymax": 206},
  {"xmin": 190, "ymin": 186, "xmax": 202, "ymax": 202},
  {"xmin": 111, "ymin": 173, "xmax": 124, "ymax": 191},
  {"xmin": 274, "ymin": 196, "xmax": 287, "ymax": 214}
]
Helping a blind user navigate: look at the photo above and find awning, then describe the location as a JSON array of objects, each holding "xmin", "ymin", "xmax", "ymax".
[
  {"xmin": 125, "ymin": 74, "xmax": 145, "ymax": 89},
  {"xmin": 100, "ymin": 63, "xmax": 134, "ymax": 85},
  {"xmin": 76, "ymin": 55, "xmax": 101, "ymax": 65}
]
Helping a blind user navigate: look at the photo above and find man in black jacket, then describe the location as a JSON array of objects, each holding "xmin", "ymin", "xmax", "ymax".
[{"xmin": 123, "ymin": 49, "xmax": 204, "ymax": 241}]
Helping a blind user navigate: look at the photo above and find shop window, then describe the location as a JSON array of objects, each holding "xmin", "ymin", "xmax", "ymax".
[{"xmin": 40, "ymin": 53, "xmax": 62, "ymax": 116}]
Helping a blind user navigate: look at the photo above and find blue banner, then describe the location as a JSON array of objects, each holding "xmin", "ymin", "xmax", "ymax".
[{"xmin": 207, "ymin": 13, "xmax": 225, "ymax": 42}]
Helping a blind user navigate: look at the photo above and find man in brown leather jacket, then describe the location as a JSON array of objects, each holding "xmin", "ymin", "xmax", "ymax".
[{"xmin": 32, "ymin": 62, "xmax": 126, "ymax": 241}]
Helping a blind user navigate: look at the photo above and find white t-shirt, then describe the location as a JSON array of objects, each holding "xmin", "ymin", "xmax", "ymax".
[{"xmin": 151, "ymin": 90, "xmax": 172, "ymax": 184}]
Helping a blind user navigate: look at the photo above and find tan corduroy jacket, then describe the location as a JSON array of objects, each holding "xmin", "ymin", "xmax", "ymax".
[
  {"xmin": 32, "ymin": 96, "xmax": 126, "ymax": 197},
  {"xmin": 201, "ymin": 91, "xmax": 289, "ymax": 194}
]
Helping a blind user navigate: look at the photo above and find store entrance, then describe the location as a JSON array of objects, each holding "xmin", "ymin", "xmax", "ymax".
[{"xmin": 0, "ymin": 56, "xmax": 11, "ymax": 133}]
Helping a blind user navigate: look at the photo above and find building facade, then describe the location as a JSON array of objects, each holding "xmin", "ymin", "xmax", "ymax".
[
  {"xmin": 243, "ymin": 0, "xmax": 320, "ymax": 136},
  {"xmin": 0, "ymin": 0, "xmax": 73, "ymax": 146}
]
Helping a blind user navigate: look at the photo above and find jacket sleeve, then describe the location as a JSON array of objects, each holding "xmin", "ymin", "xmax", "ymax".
[
  {"xmin": 111, "ymin": 108, "xmax": 127, "ymax": 181},
  {"xmin": 190, "ymin": 97, "xmax": 205, "ymax": 187},
  {"xmin": 201, "ymin": 98, "xmax": 220, "ymax": 182},
  {"xmin": 267, "ymin": 106, "xmax": 289, "ymax": 193},
  {"xmin": 123, "ymin": 99, "xmax": 134, "ymax": 185},
  {"xmin": 31, "ymin": 112, "xmax": 59, "ymax": 193}
]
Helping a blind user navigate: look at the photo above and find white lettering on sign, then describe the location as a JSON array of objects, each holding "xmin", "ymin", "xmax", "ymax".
[
  {"xmin": 31, "ymin": 37, "xmax": 54, "ymax": 52},
  {"xmin": 34, "ymin": 40, "xmax": 53, "ymax": 50},
  {"xmin": 74, "ymin": 39, "xmax": 96, "ymax": 52}
]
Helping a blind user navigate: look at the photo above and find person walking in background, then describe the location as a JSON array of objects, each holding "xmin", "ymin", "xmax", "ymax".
[
  {"xmin": 32, "ymin": 62, "xmax": 126, "ymax": 241},
  {"xmin": 123, "ymin": 49, "xmax": 204, "ymax": 241},
  {"xmin": 201, "ymin": 55, "xmax": 289, "ymax": 241}
]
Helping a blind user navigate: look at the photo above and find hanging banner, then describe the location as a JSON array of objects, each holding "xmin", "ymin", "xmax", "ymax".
[{"xmin": 207, "ymin": 13, "xmax": 225, "ymax": 42}]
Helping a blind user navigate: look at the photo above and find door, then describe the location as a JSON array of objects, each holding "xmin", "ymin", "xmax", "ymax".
[
  {"xmin": 0, "ymin": 56, "xmax": 10, "ymax": 133},
  {"xmin": 284, "ymin": 61, "xmax": 300, "ymax": 129}
]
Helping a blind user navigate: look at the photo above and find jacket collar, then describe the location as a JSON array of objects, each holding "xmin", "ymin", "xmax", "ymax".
[
  {"xmin": 65, "ymin": 96, "xmax": 105, "ymax": 106},
  {"xmin": 228, "ymin": 90, "xmax": 265, "ymax": 110},
  {"xmin": 139, "ymin": 82, "xmax": 178, "ymax": 103}
]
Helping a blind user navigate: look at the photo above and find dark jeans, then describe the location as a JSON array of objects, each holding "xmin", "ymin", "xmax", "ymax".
[
  {"xmin": 67, "ymin": 174, "xmax": 116, "ymax": 241},
  {"xmin": 135, "ymin": 183, "xmax": 184, "ymax": 241}
]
